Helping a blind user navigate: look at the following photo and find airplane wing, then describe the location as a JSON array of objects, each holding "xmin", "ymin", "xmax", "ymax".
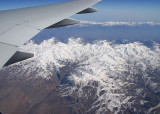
[{"xmin": 0, "ymin": 0, "xmax": 100, "ymax": 68}]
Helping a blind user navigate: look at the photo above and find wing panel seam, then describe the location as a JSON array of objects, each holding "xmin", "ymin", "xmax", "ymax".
[{"xmin": 0, "ymin": 42, "xmax": 18, "ymax": 47}]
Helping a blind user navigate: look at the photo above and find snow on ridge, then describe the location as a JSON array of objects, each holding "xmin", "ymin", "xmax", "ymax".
[
  {"xmin": 80, "ymin": 21, "xmax": 160, "ymax": 26},
  {"xmin": 6, "ymin": 38, "xmax": 160, "ymax": 113},
  {"xmin": 20, "ymin": 38, "xmax": 160, "ymax": 76}
]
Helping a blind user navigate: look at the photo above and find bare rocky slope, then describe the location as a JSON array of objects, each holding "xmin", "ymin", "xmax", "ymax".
[{"xmin": 0, "ymin": 38, "xmax": 160, "ymax": 114}]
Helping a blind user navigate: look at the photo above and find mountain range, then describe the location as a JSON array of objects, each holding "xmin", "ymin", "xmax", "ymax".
[{"xmin": 0, "ymin": 37, "xmax": 160, "ymax": 114}]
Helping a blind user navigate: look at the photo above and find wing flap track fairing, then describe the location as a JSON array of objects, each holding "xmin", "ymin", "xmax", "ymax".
[
  {"xmin": 4, "ymin": 51, "xmax": 34, "ymax": 66},
  {"xmin": 46, "ymin": 18, "xmax": 80, "ymax": 29},
  {"xmin": 77, "ymin": 8, "xmax": 97, "ymax": 14}
]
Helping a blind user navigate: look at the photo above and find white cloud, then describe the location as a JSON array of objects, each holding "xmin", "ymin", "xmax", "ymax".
[{"xmin": 79, "ymin": 21, "xmax": 160, "ymax": 26}]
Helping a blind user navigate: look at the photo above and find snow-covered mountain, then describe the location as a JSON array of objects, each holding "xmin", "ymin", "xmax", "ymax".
[{"xmin": 1, "ymin": 38, "xmax": 160, "ymax": 114}]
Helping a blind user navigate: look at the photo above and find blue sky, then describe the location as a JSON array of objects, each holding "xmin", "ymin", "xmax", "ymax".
[{"xmin": 0, "ymin": 0, "xmax": 160, "ymax": 22}]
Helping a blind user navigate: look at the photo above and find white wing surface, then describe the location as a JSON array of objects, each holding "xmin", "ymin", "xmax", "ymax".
[{"xmin": 0, "ymin": 0, "xmax": 100, "ymax": 68}]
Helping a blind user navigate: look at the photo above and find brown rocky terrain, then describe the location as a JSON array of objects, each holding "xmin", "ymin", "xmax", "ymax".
[{"xmin": 0, "ymin": 39, "xmax": 160, "ymax": 114}]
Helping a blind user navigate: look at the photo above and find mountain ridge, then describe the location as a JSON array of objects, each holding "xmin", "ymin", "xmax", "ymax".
[{"xmin": 0, "ymin": 38, "xmax": 160, "ymax": 114}]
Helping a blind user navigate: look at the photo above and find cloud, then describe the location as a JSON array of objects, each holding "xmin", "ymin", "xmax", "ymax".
[{"xmin": 79, "ymin": 21, "xmax": 160, "ymax": 26}]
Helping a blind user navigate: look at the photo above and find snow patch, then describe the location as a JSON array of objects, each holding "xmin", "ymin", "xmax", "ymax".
[{"xmin": 4, "ymin": 37, "xmax": 160, "ymax": 113}]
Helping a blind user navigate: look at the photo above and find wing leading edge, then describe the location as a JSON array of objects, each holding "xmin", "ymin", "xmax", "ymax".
[{"xmin": 0, "ymin": 0, "xmax": 101, "ymax": 68}]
